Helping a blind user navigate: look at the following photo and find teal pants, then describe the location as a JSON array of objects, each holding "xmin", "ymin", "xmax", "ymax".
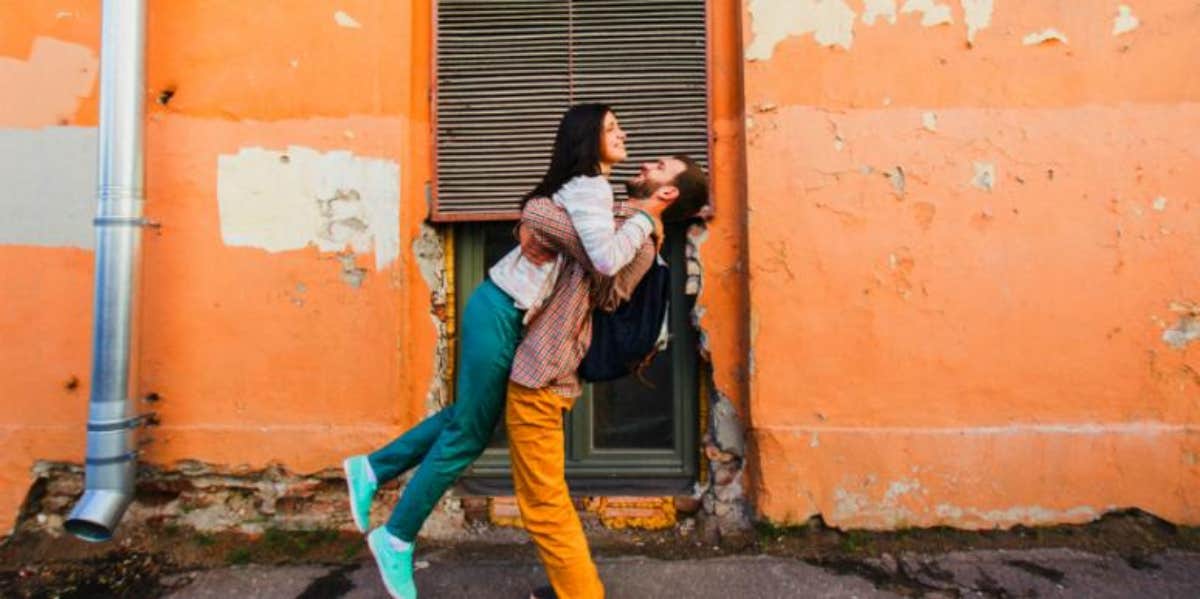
[{"xmin": 368, "ymin": 279, "xmax": 523, "ymax": 541}]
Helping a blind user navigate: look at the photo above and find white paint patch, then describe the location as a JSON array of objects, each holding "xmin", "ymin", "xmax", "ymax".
[
  {"xmin": 217, "ymin": 146, "xmax": 400, "ymax": 269},
  {"xmin": 884, "ymin": 478, "xmax": 921, "ymax": 503},
  {"xmin": 885, "ymin": 166, "xmax": 906, "ymax": 196},
  {"xmin": 1023, "ymin": 28, "xmax": 1069, "ymax": 45},
  {"xmin": 934, "ymin": 504, "xmax": 1100, "ymax": 525},
  {"xmin": 960, "ymin": 0, "xmax": 994, "ymax": 43},
  {"xmin": 745, "ymin": 0, "xmax": 857, "ymax": 59},
  {"xmin": 833, "ymin": 477, "xmax": 924, "ymax": 525},
  {"xmin": 0, "ymin": 37, "xmax": 98, "ymax": 128},
  {"xmin": 767, "ymin": 422, "xmax": 1197, "ymax": 436},
  {"xmin": 0, "ymin": 126, "xmax": 97, "ymax": 249},
  {"xmin": 922, "ymin": 111, "xmax": 938, "ymax": 132},
  {"xmin": 1113, "ymin": 5, "xmax": 1140, "ymax": 36},
  {"xmin": 1163, "ymin": 316, "xmax": 1200, "ymax": 349},
  {"xmin": 901, "ymin": 0, "xmax": 954, "ymax": 27},
  {"xmin": 1152, "ymin": 196, "xmax": 1168, "ymax": 212},
  {"xmin": 334, "ymin": 10, "xmax": 362, "ymax": 29},
  {"xmin": 972, "ymin": 162, "xmax": 996, "ymax": 192},
  {"xmin": 862, "ymin": 0, "xmax": 897, "ymax": 25}
]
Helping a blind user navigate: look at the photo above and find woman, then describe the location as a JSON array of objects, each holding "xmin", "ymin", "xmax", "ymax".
[{"xmin": 343, "ymin": 104, "xmax": 666, "ymax": 599}]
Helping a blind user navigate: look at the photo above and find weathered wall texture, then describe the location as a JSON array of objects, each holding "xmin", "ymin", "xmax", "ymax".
[
  {"xmin": 0, "ymin": 1, "xmax": 440, "ymax": 535},
  {"xmin": 0, "ymin": 0, "xmax": 750, "ymax": 540},
  {"xmin": 742, "ymin": 1, "xmax": 1200, "ymax": 528},
  {"xmin": 9, "ymin": 0, "xmax": 1192, "ymax": 540}
]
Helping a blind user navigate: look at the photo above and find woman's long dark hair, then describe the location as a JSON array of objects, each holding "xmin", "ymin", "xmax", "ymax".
[{"xmin": 522, "ymin": 103, "xmax": 613, "ymax": 205}]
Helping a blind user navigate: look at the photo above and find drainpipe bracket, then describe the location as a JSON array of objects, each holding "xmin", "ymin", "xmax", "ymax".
[
  {"xmin": 93, "ymin": 216, "xmax": 160, "ymax": 228},
  {"xmin": 84, "ymin": 450, "xmax": 140, "ymax": 466},
  {"xmin": 87, "ymin": 412, "xmax": 156, "ymax": 432}
]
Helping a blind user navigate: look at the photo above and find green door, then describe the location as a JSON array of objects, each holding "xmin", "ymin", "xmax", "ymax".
[{"xmin": 456, "ymin": 222, "xmax": 698, "ymax": 494}]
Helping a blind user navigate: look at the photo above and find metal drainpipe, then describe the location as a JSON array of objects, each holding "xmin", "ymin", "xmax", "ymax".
[{"xmin": 65, "ymin": 0, "xmax": 149, "ymax": 543}]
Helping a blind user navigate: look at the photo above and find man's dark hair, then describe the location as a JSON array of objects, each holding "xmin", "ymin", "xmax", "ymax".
[
  {"xmin": 522, "ymin": 103, "xmax": 612, "ymax": 206},
  {"xmin": 662, "ymin": 154, "xmax": 709, "ymax": 222}
]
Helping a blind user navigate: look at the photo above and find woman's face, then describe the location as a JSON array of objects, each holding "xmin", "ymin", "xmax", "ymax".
[{"xmin": 599, "ymin": 111, "xmax": 627, "ymax": 168}]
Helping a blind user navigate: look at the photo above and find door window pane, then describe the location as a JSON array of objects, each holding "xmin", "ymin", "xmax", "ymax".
[{"xmin": 590, "ymin": 348, "xmax": 675, "ymax": 449}]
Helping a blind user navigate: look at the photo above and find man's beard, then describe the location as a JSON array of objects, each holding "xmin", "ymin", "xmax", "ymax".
[{"xmin": 625, "ymin": 177, "xmax": 659, "ymax": 200}]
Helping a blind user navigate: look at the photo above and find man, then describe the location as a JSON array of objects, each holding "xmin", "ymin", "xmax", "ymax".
[{"xmin": 510, "ymin": 155, "xmax": 709, "ymax": 599}]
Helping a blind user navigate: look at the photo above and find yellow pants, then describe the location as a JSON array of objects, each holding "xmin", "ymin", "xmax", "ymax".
[{"xmin": 506, "ymin": 382, "xmax": 604, "ymax": 599}]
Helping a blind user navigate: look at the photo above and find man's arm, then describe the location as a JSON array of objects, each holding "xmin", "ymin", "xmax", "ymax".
[
  {"xmin": 593, "ymin": 238, "xmax": 656, "ymax": 312},
  {"xmin": 521, "ymin": 198, "xmax": 658, "ymax": 311}
]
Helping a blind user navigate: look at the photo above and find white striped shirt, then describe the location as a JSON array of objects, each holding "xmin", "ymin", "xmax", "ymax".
[{"xmin": 489, "ymin": 175, "xmax": 654, "ymax": 317}]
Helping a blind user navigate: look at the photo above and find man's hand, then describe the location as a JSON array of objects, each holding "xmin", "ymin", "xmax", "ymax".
[{"xmin": 517, "ymin": 222, "xmax": 556, "ymax": 266}]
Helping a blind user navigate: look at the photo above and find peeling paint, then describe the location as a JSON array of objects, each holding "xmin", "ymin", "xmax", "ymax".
[
  {"xmin": 0, "ymin": 37, "xmax": 98, "ymax": 127},
  {"xmin": 745, "ymin": 0, "xmax": 857, "ymax": 58},
  {"xmin": 333, "ymin": 10, "xmax": 362, "ymax": 29},
  {"xmin": 960, "ymin": 0, "xmax": 994, "ymax": 43},
  {"xmin": 685, "ymin": 223, "xmax": 707, "ymax": 296},
  {"xmin": 712, "ymin": 396, "xmax": 746, "ymax": 458},
  {"xmin": 699, "ymin": 385, "xmax": 753, "ymax": 544},
  {"xmin": 921, "ymin": 111, "xmax": 938, "ymax": 132},
  {"xmin": 862, "ymin": 0, "xmax": 898, "ymax": 25},
  {"xmin": 216, "ymin": 146, "xmax": 400, "ymax": 269},
  {"xmin": 1163, "ymin": 314, "xmax": 1200, "ymax": 349},
  {"xmin": 1113, "ymin": 5, "xmax": 1140, "ymax": 36},
  {"xmin": 934, "ymin": 504, "xmax": 1101, "ymax": 526},
  {"xmin": 1023, "ymin": 29, "xmax": 1069, "ymax": 46},
  {"xmin": 972, "ymin": 162, "xmax": 996, "ymax": 192},
  {"xmin": 413, "ymin": 224, "xmax": 451, "ymax": 412},
  {"xmin": 0, "ymin": 127, "xmax": 96, "ymax": 248},
  {"xmin": 884, "ymin": 478, "xmax": 922, "ymax": 504},
  {"xmin": 885, "ymin": 166, "xmax": 906, "ymax": 196},
  {"xmin": 336, "ymin": 253, "xmax": 367, "ymax": 288},
  {"xmin": 901, "ymin": 0, "xmax": 954, "ymax": 27},
  {"xmin": 834, "ymin": 476, "xmax": 1106, "ymax": 528},
  {"xmin": 1152, "ymin": 196, "xmax": 1168, "ymax": 212},
  {"xmin": 686, "ymin": 223, "xmax": 712, "ymax": 359}
]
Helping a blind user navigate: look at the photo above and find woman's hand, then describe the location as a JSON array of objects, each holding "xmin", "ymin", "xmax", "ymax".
[{"xmin": 627, "ymin": 196, "xmax": 667, "ymax": 252}]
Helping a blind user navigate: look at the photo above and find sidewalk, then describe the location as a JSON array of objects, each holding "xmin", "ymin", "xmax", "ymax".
[
  {"xmin": 5, "ymin": 510, "xmax": 1200, "ymax": 598},
  {"xmin": 163, "ymin": 548, "xmax": 1200, "ymax": 598}
]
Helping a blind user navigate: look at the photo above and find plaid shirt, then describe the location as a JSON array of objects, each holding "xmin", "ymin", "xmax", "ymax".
[{"xmin": 509, "ymin": 198, "xmax": 657, "ymax": 397}]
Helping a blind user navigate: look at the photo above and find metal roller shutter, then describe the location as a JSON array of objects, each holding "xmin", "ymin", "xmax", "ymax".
[{"xmin": 434, "ymin": 0, "xmax": 709, "ymax": 221}]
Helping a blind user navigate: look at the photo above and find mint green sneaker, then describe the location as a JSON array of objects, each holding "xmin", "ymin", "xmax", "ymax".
[
  {"xmin": 343, "ymin": 455, "xmax": 377, "ymax": 533},
  {"xmin": 367, "ymin": 527, "xmax": 417, "ymax": 599}
]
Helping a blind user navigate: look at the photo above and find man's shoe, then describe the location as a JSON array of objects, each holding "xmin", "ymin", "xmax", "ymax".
[
  {"xmin": 343, "ymin": 455, "xmax": 377, "ymax": 533},
  {"xmin": 367, "ymin": 527, "xmax": 417, "ymax": 599}
]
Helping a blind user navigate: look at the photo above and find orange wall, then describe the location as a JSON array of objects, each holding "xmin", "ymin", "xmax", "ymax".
[
  {"xmin": 0, "ymin": 0, "xmax": 751, "ymax": 538},
  {"xmin": 742, "ymin": 0, "xmax": 1200, "ymax": 527},
  {"xmin": 6, "ymin": 0, "xmax": 1194, "ymax": 538},
  {"xmin": 0, "ymin": 0, "xmax": 438, "ymax": 534}
]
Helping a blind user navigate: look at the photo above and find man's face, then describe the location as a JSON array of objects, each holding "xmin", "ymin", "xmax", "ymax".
[{"xmin": 624, "ymin": 157, "xmax": 687, "ymax": 200}]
